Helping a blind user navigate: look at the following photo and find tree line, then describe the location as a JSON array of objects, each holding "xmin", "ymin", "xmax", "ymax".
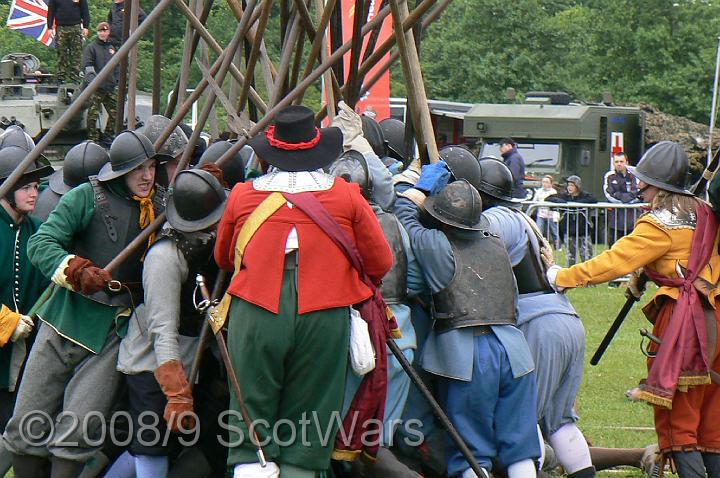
[{"xmin": 0, "ymin": 0, "xmax": 718, "ymax": 125}]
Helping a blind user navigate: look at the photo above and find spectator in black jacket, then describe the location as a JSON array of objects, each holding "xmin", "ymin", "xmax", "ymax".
[
  {"xmin": 82, "ymin": 22, "xmax": 118, "ymax": 143},
  {"xmin": 547, "ymin": 175, "xmax": 598, "ymax": 265},
  {"xmin": 603, "ymin": 152, "xmax": 639, "ymax": 245},
  {"xmin": 46, "ymin": 0, "xmax": 89, "ymax": 83},
  {"xmin": 107, "ymin": 0, "xmax": 147, "ymax": 48},
  {"xmin": 499, "ymin": 137, "xmax": 526, "ymax": 199}
]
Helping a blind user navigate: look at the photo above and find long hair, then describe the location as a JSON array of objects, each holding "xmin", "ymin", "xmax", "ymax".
[{"xmin": 651, "ymin": 189, "xmax": 698, "ymax": 217}]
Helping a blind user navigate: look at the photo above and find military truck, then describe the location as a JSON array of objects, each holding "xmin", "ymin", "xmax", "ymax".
[
  {"xmin": 0, "ymin": 53, "xmax": 88, "ymax": 163},
  {"xmin": 463, "ymin": 92, "xmax": 645, "ymax": 199}
]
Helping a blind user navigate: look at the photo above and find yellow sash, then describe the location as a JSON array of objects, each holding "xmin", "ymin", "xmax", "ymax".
[{"xmin": 209, "ymin": 192, "xmax": 287, "ymax": 332}]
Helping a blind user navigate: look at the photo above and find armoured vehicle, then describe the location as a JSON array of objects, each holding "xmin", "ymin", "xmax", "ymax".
[
  {"xmin": 0, "ymin": 53, "xmax": 87, "ymax": 163},
  {"xmin": 0, "ymin": 53, "xmax": 154, "ymax": 164},
  {"xmin": 463, "ymin": 92, "xmax": 645, "ymax": 199}
]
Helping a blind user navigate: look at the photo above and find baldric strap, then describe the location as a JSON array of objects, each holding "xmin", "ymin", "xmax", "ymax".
[
  {"xmin": 210, "ymin": 192, "xmax": 287, "ymax": 332},
  {"xmin": 88, "ymin": 176, "xmax": 117, "ymax": 242}
]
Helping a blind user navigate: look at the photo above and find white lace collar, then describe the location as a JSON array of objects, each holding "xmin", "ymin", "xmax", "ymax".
[{"xmin": 253, "ymin": 169, "xmax": 334, "ymax": 193}]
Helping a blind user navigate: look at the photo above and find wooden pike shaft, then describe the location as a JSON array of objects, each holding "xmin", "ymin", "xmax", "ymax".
[
  {"xmin": 388, "ymin": 0, "xmax": 438, "ymax": 162},
  {"xmin": 126, "ymin": 0, "xmax": 141, "ymax": 130}
]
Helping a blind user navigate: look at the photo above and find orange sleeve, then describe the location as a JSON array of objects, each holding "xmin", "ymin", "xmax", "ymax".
[
  {"xmin": 0, "ymin": 305, "xmax": 21, "ymax": 347},
  {"xmin": 556, "ymin": 217, "xmax": 672, "ymax": 288}
]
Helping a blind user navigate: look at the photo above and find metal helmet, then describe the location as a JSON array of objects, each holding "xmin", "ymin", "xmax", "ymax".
[
  {"xmin": 137, "ymin": 115, "xmax": 189, "ymax": 164},
  {"xmin": 628, "ymin": 141, "xmax": 691, "ymax": 195},
  {"xmin": 198, "ymin": 140, "xmax": 247, "ymax": 188},
  {"xmin": 0, "ymin": 145, "xmax": 54, "ymax": 200},
  {"xmin": 361, "ymin": 115, "xmax": 385, "ymax": 157},
  {"xmin": 98, "ymin": 131, "xmax": 156, "ymax": 182},
  {"xmin": 328, "ymin": 149, "xmax": 372, "ymax": 198},
  {"xmin": 379, "ymin": 118, "xmax": 407, "ymax": 162},
  {"xmin": 49, "ymin": 141, "xmax": 109, "ymax": 194},
  {"xmin": 0, "ymin": 125, "xmax": 35, "ymax": 152},
  {"xmin": 475, "ymin": 157, "xmax": 516, "ymax": 205},
  {"xmin": 440, "ymin": 146, "xmax": 482, "ymax": 191},
  {"xmin": 166, "ymin": 169, "xmax": 227, "ymax": 233},
  {"xmin": 424, "ymin": 179, "xmax": 483, "ymax": 231}
]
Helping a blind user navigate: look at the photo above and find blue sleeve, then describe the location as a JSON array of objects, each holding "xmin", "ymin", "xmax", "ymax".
[
  {"xmin": 481, "ymin": 208, "xmax": 527, "ymax": 267},
  {"xmin": 393, "ymin": 197, "xmax": 454, "ymax": 293},
  {"xmin": 364, "ymin": 151, "xmax": 394, "ymax": 211}
]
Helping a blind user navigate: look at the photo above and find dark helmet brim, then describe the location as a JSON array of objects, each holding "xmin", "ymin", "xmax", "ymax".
[
  {"xmin": 166, "ymin": 192, "xmax": 227, "ymax": 233},
  {"xmin": 627, "ymin": 165, "xmax": 693, "ymax": 195},
  {"xmin": 96, "ymin": 153, "xmax": 157, "ymax": 182},
  {"xmin": 48, "ymin": 169, "xmax": 72, "ymax": 195},
  {"xmin": 424, "ymin": 194, "xmax": 484, "ymax": 231}
]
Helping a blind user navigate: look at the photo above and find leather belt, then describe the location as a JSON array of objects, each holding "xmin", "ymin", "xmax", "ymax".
[{"xmin": 284, "ymin": 250, "xmax": 298, "ymax": 270}]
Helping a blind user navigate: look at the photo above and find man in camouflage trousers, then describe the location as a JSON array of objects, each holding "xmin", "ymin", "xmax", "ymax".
[
  {"xmin": 47, "ymin": 0, "xmax": 90, "ymax": 84},
  {"xmin": 82, "ymin": 22, "xmax": 118, "ymax": 142}
]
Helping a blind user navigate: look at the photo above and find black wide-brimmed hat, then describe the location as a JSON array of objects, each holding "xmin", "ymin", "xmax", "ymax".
[{"xmin": 248, "ymin": 105, "xmax": 342, "ymax": 172}]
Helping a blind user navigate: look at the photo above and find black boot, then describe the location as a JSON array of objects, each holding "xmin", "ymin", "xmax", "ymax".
[
  {"xmin": 673, "ymin": 451, "xmax": 706, "ymax": 478},
  {"xmin": 567, "ymin": 466, "xmax": 596, "ymax": 478},
  {"xmin": 50, "ymin": 456, "xmax": 85, "ymax": 478},
  {"xmin": 11, "ymin": 453, "xmax": 50, "ymax": 478},
  {"xmin": 703, "ymin": 452, "xmax": 720, "ymax": 478}
]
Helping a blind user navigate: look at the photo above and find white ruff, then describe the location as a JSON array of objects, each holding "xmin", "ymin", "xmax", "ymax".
[{"xmin": 253, "ymin": 170, "xmax": 334, "ymax": 193}]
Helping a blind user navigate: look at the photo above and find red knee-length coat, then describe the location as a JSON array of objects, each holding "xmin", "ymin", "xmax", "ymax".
[{"xmin": 214, "ymin": 178, "xmax": 393, "ymax": 315}]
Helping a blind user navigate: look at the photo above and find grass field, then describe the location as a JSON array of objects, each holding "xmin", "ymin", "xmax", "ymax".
[
  {"xmin": 569, "ymin": 283, "xmax": 674, "ymax": 477},
  {"xmin": 2, "ymin": 284, "xmax": 673, "ymax": 478}
]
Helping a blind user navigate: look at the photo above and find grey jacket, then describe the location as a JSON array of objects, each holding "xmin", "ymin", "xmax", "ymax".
[{"xmin": 117, "ymin": 237, "xmax": 198, "ymax": 374}]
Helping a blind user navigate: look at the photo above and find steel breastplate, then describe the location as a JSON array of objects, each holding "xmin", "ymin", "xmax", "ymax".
[
  {"xmin": 157, "ymin": 229, "xmax": 220, "ymax": 337},
  {"xmin": 432, "ymin": 231, "xmax": 517, "ymax": 332},
  {"xmin": 512, "ymin": 249, "xmax": 553, "ymax": 295},
  {"xmin": 375, "ymin": 207, "xmax": 408, "ymax": 305},
  {"xmin": 72, "ymin": 179, "xmax": 165, "ymax": 307}
]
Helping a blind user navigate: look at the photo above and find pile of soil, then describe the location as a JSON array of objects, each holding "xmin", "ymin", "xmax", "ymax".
[{"xmin": 638, "ymin": 103, "xmax": 718, "ymax": 176}]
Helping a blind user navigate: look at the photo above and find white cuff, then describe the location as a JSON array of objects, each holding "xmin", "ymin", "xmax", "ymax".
[
  {"xmin": 546, "ymin": 265, "xmax": 565, "ymax": 293},
  {"xmin": 51, "ymin": 254, "xmax": 76, "ymax": 290},
  {"xmin": 233, "ymin": 462, "xmax": 279, "ymax": 478}
]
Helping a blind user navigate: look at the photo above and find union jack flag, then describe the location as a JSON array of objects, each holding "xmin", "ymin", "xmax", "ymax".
[{"xmin": 6, "ymin": 0, "xmax": 54, "ymax": 47}]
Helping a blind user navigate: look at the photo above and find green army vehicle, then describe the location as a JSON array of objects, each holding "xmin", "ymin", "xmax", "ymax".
[
  {"xmin": 0, "ymin": 53, "xmax": 87, "ymax": 164},
  {"xmin": 463, "ymin": 92, "xmax": 645, "ymax": 199}
]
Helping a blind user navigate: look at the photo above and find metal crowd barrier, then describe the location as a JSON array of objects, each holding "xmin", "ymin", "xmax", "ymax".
[{"xmin": 523, "ymin": 201, "xmax": 647, "ymax": 267}]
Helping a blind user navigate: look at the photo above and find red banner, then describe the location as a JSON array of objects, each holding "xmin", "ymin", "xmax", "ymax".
[{"xmin": 323, "ymin": 0, "xmax": 392, "ymax": 121}]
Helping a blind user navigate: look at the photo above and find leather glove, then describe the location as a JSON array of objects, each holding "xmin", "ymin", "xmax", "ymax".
[
  {"xmin": 200, "ymin": 163, "xmax": 228, "ymax": 188},
  {"xmin": 11, "ymin": 315, "xmax": 33, "ymax": 342},
  {"xmin": 546, "ymin": 265, "xmax": 566, "ymax": 293},
  {"xmin": 155, "ymin": 360, "xmax": 196, "ymax": 432},
  {"xmin": 415, "ymin": 160, "xmax": 450, "ymax": 196},
  {"xmin": 625, "ymin": 268, "xmax": 646, "ymax": 300},
  {"xmin": 330, "ymin": 101, "xmax": 373, "ymax": 154},
  {"xmin": 64, "ymin": 256, "xmax": 112, "ymax": 295}
]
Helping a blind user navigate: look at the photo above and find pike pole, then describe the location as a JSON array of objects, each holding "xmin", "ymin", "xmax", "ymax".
[
  {"xmin": 592, "ymin": 146, "xmax": 720, "ymax": 365},
  {"xmin": 386, "ymin": 338, "xmax": 489, "ymax": 478},
  {"xmin": 195, "ymin": 274, "xmax": 267, "ymax": 467}
]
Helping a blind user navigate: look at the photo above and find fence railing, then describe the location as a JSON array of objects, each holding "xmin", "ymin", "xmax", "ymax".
[{"xmin": 522, "ymin": 201, "xmax": 647, "ymax": 267}]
